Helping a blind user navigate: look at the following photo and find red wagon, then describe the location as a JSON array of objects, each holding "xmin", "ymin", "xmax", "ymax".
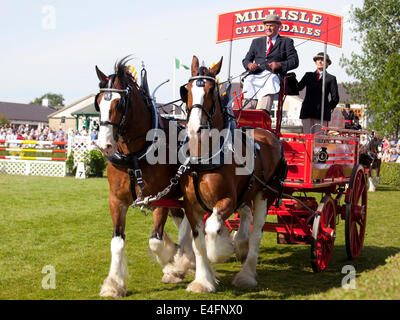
[{"xmin": 228, "ymin": 99, "xmax": 367, "ymax": 272}]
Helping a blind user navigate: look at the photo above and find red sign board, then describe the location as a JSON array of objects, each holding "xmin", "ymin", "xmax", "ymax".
[{"xmin": 217, "ymin": 7, "xmax": 343, "ymax": 47}]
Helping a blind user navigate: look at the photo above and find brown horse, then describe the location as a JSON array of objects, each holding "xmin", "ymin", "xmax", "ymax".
[
  {"xmin": 178, "ymin": 56, "xmax": 287, "ymax": 293},
  {"xmin": 94, "ymin": 58, "xmax": 194, "ymax": 298}
]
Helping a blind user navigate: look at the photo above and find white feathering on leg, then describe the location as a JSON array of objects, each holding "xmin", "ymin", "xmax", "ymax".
[{"xmin": 205, "ymin": 208, "xmax": 234, "ymax": 263}]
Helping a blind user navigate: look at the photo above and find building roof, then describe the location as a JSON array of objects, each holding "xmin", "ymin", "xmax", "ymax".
[
  {"xmin": 48, "ymin": 94, "xmax": 97, "ymax": 118},
  {"xmin": 71, "ymin": 103, "xmax": 99, "ymax": 116},
  {"xmin": 0, "ymin": 101, "xmax": 56, "ymax": 123}
]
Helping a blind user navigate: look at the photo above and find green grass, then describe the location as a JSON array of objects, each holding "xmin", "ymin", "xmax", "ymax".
[{"xmin": 0, "ymin": 175, "xmax": 399, "ymax": 300}]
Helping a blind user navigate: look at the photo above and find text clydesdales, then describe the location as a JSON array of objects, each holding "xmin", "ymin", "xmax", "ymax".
[{"xmin": 217, "ymin": 7, "xmax": 343, "ymax": 47}]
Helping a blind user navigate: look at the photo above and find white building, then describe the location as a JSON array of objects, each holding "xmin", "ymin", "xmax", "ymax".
[{"xmin": 48, "ymin": 94, "xmax": 99, "ymax": 132}]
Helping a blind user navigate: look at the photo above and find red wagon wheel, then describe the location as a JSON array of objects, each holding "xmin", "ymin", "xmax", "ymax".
[
  {"xmin": 311, "ymin": 195, "xmax": 337, "ymax": 273},
  {"xmin": 345, "ymin": 164, "xmax": 367, "ymax": 260}
]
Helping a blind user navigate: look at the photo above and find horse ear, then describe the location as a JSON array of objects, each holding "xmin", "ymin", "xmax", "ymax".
[
  {"xmin": 210, "ymin": 57, "xmax": 223, "ymax": 77},
  {"xmin": 95, "ymin": 65, "xmax": 107, "ymax": 81},
  {"xmin": 191, "ymin": 56, "xmax": 199, "ymax": 77}
]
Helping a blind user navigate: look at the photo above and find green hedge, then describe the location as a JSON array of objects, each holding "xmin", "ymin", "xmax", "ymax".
[{"xmin": 379, "ymin": 162, "xmax": 400, "ymax": 186}]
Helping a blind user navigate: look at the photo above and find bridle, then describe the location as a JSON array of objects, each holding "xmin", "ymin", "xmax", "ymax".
[
  {"xmin": 180, "ymin": 69, "xmax": 234, "ymax": 164},
  {"xmin": 95, "ymin": 74, "xmax": 132, "ymax": 142},
  {"xmin": 186, "ymin": 69, "xmax": 220, "ymax": 130}
]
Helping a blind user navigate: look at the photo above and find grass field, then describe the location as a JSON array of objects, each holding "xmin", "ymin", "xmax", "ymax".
[{"xmin": 0, "ymin": 175, "xmax": 400, "ymax": 300}]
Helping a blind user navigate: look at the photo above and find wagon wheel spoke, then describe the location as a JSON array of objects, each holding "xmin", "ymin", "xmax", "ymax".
[
  {"xmin": 353, "ymin": 228, "xmax": 362, "ymax": 250},
  {"xmin": 345, "ymin": 165, "xmax": 368, "ymax": 260},
  {"xmin": 355, "ymin": 184, "xmax": 366, "ymax": 201},
  {"xmin": 311, "ymin": 196, "xmax": 336, "ymax": 273}
]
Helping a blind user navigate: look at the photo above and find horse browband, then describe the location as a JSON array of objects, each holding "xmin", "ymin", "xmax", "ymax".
[
  {"xmin": 188, "ymin": 75, "xmax": 216, "ymax": 82},
  {"xmin": 100, "ymin": 88, "xmax": 129, "ymax": 94}
]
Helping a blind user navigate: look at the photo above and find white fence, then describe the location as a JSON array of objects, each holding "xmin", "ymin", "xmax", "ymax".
[
  {"xmin": 0, "ymin": 160, "xmax": 66, "ymax": 177},
  {"xmin": 0, "ymin": 133, "xmax": 93, "ymax": 178}
]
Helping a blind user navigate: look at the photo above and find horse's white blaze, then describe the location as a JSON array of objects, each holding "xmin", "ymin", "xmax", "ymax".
[
  {"xmin": 205, "ymin": 208, "xmax": 234, "ymax": 263},
  {"xmin": 97, "ymin": 93, "xmax": 121, "ymax": 156},
  {"xmin": 187, "ymin": 83, "xmax": 205, "ymax": 140}
]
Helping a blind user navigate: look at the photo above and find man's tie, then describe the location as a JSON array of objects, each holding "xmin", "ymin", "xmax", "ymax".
[
  {"xmin": 317, "ymin": 71, "xmax": 321, "ymax": 81},
  {"xmin": 266, "ymin": 37, "xmax": 273, "ymax": 56}
]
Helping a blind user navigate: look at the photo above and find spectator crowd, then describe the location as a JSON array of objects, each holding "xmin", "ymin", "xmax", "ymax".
[
  {"xmin": 0, "ymin": 124, "xmax": 98, "ymax": 143},
  {"xmin": 0, "ymin": 124, "xmax": 67, "ymax": 142},
  {"xmin": 381, "ymin": 134, "xmax": 400, "ymax": 163}
]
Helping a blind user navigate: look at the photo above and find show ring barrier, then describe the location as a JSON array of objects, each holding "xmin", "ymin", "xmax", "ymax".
[{"xmin": 0, "ymin": 135, "xmax": 93, "ymax": 178}]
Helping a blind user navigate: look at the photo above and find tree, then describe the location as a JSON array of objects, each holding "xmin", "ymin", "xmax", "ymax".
[
  {"xmin": 340, "ymin": 0, "xmax": 400, "ymax": 135},
  {"xmin": 367, "ymin": 53, "xmax": 400, "ymax": 136},
  {"xmin": 30, "ymin": 93, "xmax": 65, "ymax": 107},
  {"xmin": 0, "ymin": 112, "xmax": 10, "ymax": 126}
]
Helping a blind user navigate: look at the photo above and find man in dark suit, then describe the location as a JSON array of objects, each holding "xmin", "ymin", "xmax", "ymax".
[
  {"xmin": 342, "ymin": 103, "xmax": 355, "ymax": 129},
  {"xmin": 242, "ymin": 14, "xmax": 299, "ymax": 112},
  {"xmin": 297, "ymin": 52, "xmax": 339, "ymax": 133}
]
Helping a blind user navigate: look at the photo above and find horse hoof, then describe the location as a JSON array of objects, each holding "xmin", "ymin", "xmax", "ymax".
[
  {"xmin": 186, "ymin": 280, "xmax": 215, "ymax": 293},
  {"xmin": 99, "ymin": 278, "xmax": 126, "ymax": 298},
  {"xmin": 162, "ymin": 273, "xmax": 184, "ymax": 284},
  {"xmin": 232, "ymin": 271, "xmax": 257, "ymax": 288}
]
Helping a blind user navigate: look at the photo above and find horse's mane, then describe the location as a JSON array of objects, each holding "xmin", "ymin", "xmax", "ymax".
[{"xmin": 114, "ymin": 56, "xmax": 136, "ymax": 89}]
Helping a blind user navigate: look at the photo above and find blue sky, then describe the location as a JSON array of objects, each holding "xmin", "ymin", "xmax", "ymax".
[{"xmin": 0, "ymin": 0, "xmax": 363, "ymax": 106}]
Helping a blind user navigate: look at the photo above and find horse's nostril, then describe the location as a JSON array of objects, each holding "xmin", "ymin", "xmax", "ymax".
[{"xmin": 106, "ymin": 144, "xmax": 113, "ymax": 150}]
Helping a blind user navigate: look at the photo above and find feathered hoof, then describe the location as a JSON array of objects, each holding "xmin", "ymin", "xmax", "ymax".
[
  {"xmin": 99, "ymin": 277, "xmax": 126, "ymax": 298},
  {"xmin": 162, "ymin": 273, "xmax": 184, "ymax": 284},
  {"xmin": 232, "ymin": 270, "xmax": 257, "ymax": 288},
  {"xmin": 186, "ymin": 280, "xmax": 216, "ymax": 293},
  {"xmin": 162, "ymin": 253, "xmax": 195, "ymax": 283}
]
